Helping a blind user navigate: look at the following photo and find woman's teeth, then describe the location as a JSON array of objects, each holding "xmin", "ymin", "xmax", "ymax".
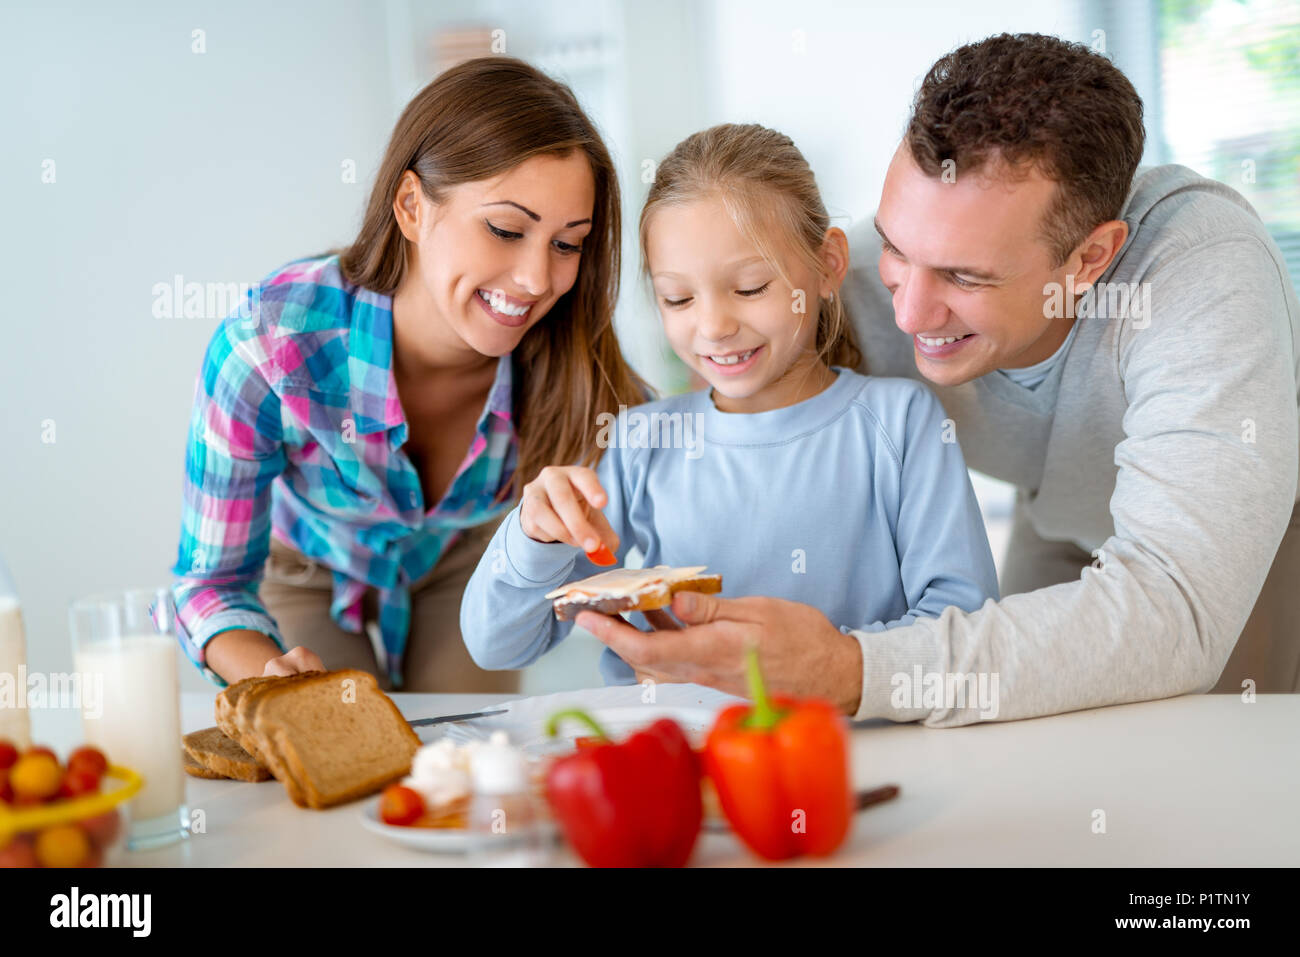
[
  {"xmin": 708, "ymin": 349, "xmax": 757, "ymax": 365},
  {"xmin": 476, "ymin": 289, "xmax": 531, "ymax": 317},
  {"xmin": 917, "ymin": 333, "xmax": 972, "ymax": 346}
]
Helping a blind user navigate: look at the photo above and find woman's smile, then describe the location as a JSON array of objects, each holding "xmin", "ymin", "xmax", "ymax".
[{"xmin": 473, "ymin": 288, "xmax": 536, "ymax": 327}]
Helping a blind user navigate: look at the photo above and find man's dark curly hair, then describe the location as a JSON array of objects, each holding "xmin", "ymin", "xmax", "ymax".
[{"xmin": 905, "ymin": 33, "xmax": 1145, "ymax": 266}]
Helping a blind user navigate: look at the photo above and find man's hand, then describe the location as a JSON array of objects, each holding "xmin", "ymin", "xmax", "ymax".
[{"xmin": 576, "ymin": 592, "xmax": 864, "ymax": 714}]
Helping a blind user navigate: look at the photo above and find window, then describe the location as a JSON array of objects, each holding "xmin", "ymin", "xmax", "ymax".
[{"xmin": 1154, "ymin": 0, "xmax": 1300, "ymax": 288}]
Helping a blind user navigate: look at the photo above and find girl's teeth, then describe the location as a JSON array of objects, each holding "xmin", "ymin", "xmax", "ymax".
[
  {"xmin": 477, "ymin": 290, "xmax": 531, "ymax": 317},
  {"xmin": 918, "ymin": 333, "xmax": 972, "ymax": 346},
  {"xmin": 710, "ymin": 349, "xmax": 756, "ymax": 365}
]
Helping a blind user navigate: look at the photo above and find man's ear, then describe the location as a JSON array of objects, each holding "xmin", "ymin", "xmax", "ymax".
[
  {"xmin": 820, "ymin": 226, "xmax": 851, "ymax": 297},
  {"xmin": 392, "ymin": 169, "xmax": 424, "ymax": 243},
  {"xmin": 1069, "ymin": 219, "xmax": 1129, "ymax": 293}
]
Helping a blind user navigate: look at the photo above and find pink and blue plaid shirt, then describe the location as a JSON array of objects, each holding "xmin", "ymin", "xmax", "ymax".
[{"xmin": 170, "ymin": 254, "xmax": 518, "ymax": 688}]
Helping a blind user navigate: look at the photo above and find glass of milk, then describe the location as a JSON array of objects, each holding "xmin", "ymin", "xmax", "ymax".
[
  {"xmin": 0, "ymin": 555, "xmax": 31, "ymax": 749},
  {"xmin": 70, "ymin": 588, "xmax": 187, "ymax": 850}
]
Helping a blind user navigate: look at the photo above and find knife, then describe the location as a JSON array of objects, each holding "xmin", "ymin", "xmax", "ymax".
[{"xmin": 407, "ymin": 708, "xmax": 509, "ymax": 728}]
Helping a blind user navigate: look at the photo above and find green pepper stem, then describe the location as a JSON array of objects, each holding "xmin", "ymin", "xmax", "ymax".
[
  {"xmin": 741, "ymin": 643, "xmax": 782, "ymax": 730},
  {"xmin": 545, "ymin": 708, "xmax": 611, "ymax": 740}
]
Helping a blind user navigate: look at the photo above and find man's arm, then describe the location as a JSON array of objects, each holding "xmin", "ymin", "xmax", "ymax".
[{"xmin": 848, "ymin": 235, "xmax": 1298, "ymax": 727}]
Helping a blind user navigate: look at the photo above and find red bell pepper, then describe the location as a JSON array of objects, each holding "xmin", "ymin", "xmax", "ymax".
[
  {"xmin": 544, "ymin": 710, "xmax": 702, "ymax": 867},
  {"xmin": 704, "ymin": 646, "xmax": 853, "ymax": 860}
]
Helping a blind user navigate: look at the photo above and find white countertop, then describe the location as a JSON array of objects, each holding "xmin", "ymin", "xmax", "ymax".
[{"xmin": 29, "ymin": 691, "xmax": 1300, "ymax": 867}]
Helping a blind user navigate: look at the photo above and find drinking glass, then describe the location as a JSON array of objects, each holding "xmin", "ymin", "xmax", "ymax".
[{"xmin": 70, "ymin": 588, "xmax": 187, "ymax": 850}]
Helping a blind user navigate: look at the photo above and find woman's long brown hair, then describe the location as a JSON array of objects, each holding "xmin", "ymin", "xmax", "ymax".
[{"xmin": 338, "ymin": 56, "xmax": 647, "ymax": 493}]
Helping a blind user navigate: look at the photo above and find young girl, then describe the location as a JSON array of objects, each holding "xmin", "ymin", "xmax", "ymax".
[{"xmin": 460, "ymin": 123, "xmax": 998, "ymax": 684}]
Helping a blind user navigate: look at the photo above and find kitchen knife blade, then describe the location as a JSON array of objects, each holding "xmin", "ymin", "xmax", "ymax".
[{"xmin": 406, "ymin": 708, "xmax": 509, "ymax": 728}]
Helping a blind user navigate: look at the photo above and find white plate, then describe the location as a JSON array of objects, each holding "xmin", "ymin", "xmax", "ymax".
[
  {"xmin": 437, "ymin": 683, "xmax": 744, "ymax": 756},
  {"xmin": 359, "ymin": 795, "xmax": 476, "ymax": 853}
]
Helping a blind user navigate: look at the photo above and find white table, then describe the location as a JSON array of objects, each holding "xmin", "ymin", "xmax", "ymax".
[{"xmin": 30, "ymin": 691, "xmax": 1300, "ymax": 866}]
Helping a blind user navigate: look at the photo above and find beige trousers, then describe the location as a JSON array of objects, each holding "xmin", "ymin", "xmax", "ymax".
[
  {"xmin": 258, "ymin": 518, "xmax": 520, "ymax": 694},
  {"xmin": 1000, "ymin": 496, "xmax": 1300, "ymax": 693}
]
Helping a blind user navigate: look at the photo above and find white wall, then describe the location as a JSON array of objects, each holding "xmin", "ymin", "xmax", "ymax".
[
  {"xmin": 699, "ymin": 0, "xmax": 1088, "ymax": 227},
  {"xmin": 1, "ymin": 0, "xmax": 394, "ymax": 692}
]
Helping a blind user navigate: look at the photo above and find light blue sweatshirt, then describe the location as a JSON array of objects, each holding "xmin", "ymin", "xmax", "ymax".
[{"xmin": 460, "ymin": 367, "xmax": 1000, "ymax": 683}]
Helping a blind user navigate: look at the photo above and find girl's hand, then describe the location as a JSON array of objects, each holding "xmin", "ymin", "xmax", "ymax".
[
  {"xmin": 262, "ymin": 646, "xmax": 326, "ymax": 677},
  {"xmin": 520, "ymin": 466, "xmax": 620, "ymax": 563}
]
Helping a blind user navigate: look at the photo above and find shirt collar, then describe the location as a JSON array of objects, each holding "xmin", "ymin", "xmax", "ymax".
[
  {"xmin": 347, "ymin": 287, "xmax": 515, "ymax": 437},
  {"xmin": 483, "ymin": 351, "xmax": 514, "ymax": 424}
]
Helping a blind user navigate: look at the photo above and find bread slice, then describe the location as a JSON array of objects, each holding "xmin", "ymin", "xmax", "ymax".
[
  {"xmin": 235, "ymin": 674, "xmax": 319, "ymax": 806},
  {"xmin": 545, "ymin": 566, "xmax": 722, "ymax": 621},
  {"xmin": 252, "ymin": 669, "xmax": 420, "ymax": 809},
  {"xmin": 183, "ymin": 750, "xmax": 226, "ymax": 779},
  {"xmin": 183, "ymin": 726, "xmax": 272, "ymax": 782},
  {"xmin": 215, "ymin": 675, "xmax": 278, "ymax": 748}
]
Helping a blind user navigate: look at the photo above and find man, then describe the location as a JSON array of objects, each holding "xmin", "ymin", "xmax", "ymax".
[{"xmin": 580, "ymin": 33, "xmax": 1300, "ymax": 726}]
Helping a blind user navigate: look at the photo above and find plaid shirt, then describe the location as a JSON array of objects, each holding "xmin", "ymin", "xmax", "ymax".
[{"xmin": 170, "ymin": 255, "xmax": 518, "ymax": 688}]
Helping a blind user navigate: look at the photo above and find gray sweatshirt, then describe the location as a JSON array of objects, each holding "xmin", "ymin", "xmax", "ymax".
[{"xmin": 840, "ymin": 164, "xmax": 1300, "ymax": 727}]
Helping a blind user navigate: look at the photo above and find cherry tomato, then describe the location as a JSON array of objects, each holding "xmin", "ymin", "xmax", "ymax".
[
  {"xmin": 379, "ymin": 785, "xmax": 425, "ymax": 826},
  {"xmin": 0, "ymin": 768, "xmax": 11, "ymax": 803},
  {"xmin": 9, "ymin": 754, "xmax": 61, "ymax": 802},
  {"xmin": 0, "ymin": 836, "xmax": 38, "ymax": 868},
  {"xmin": 80, "ymin": 810, "xmax": 121, "ymax": 849},
  {"xmin": 585, "ymin": 544, "xmax": 617, "ymax": 567},
  {"xmin": 58, "ymin": 768, "xmax": 101, "ymax": 798},
  {"xmin": 35, "ymin": 825, "xmax": 91, "ymax": 868},
  {"xmin": 0, "ymin": 741, "xmax": 18, "ymax": 770},
  {"xmin": 67, "ymin": 747, "xmax": 108, "ymax": 782},
  {"xmin": 24, "ymin": 746, "xmax": 58, "ymax": 764}
]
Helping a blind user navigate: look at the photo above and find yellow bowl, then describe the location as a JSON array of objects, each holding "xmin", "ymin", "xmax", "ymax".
[{"xmin": 0, "ymin": 764, "xmax": 143, "ymax": 852}]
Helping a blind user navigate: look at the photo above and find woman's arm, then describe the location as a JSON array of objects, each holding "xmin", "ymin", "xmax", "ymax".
[
  {"xmin": 171, "ymin": 309, "xmax": 296, "ymax": 686},
  {"xmin": 205, "ymin": 629, "xmax": 324, "ymax": 683}
]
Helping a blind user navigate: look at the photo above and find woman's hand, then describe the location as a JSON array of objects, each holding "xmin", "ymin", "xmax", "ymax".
[
  {"xmin": 519, "ymin": 465, "xmax": 620, "ymax": 562},
  {"xmin": 262, "ymin": 646, "xmax": 326, "ymax": 677}
]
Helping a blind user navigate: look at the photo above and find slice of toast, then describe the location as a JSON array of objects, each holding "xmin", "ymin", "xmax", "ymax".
[
  {"xmin": 211, "ymin": 675, "xmax": 301, "ymax": 794},
  {"xmin": 183, "ymin": 726, "xmax": 272, "ymax": 782},
  {"xmin": 235, "ymin": 674, "xmax": 319, "ymax": 806},
  {"xmin": 545, "ymin": 566, "xmax": 722, "ymax": 621},
  {"xmin": 183, "ymin": 749, "xmax": 227, "ymax": 779},
  {"xmin": 252, "ymin": 669, "xmax": 420, "ymax": 810},
  {"xmin": 215, "ymin": 675, "xmax": 279, "ymax": 748}
]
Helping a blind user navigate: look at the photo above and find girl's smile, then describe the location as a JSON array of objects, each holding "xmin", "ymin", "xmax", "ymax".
[{"xmin": 701, "ymin": 344, "xmax": 764, "ymax": 375}]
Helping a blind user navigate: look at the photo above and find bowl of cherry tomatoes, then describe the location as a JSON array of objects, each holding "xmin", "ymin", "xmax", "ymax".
[{"xmin": 0, "ymin": 740, "xmax": 142, "ymax": 867}]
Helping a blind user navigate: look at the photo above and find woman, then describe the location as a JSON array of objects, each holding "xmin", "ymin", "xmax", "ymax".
[{"xmin": 169, "ymin": 57, "xmax": 646, "ymax": 691}]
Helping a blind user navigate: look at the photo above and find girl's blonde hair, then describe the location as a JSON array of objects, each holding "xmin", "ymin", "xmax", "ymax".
[
  {"xmin": 338, "ymin": 57, "xmax": 647, "ymax": 491},
  {"xmin": 638, "ymin": 123, "xmax": 862, "ymax": 371}
]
